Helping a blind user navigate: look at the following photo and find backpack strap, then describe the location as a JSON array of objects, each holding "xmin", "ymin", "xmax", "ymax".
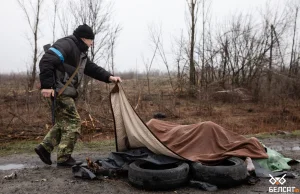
[{"xmin": 57, "ymin": 64, "xmax": 81, "ymax": 96}]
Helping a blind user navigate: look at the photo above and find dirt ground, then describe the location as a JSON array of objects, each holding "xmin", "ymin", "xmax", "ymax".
[{"xmin": 0, "ymin": 136, "xmax": 299, "ymax": 194}]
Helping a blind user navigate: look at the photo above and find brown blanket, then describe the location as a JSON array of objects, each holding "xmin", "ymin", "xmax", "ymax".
[
  {"xmin": 110, "ymin": 83, "xmax": 268, "ymax": 163},
  {"xmin": 146, "ymin": 119, "xmax": 268, "ymax": 162}
]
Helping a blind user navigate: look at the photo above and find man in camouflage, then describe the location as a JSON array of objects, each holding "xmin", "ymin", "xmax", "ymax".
[
  {"xmin": 41, "ymin": 97, "xmax": 81, "ymax": 164},
  {"xmin": 35, "ymin": 24, "xmax": 121, "ymax": 167}
]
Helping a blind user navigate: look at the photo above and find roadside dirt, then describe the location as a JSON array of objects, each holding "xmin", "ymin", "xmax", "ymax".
[{"xmin": 0, "ymin": 137, "xmax": 299, "ymax": 194}]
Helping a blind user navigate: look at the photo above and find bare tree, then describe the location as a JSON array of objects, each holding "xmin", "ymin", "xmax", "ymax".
[
  {"xmin": 172, "ymin": 30, "xmax": 188, "ymax": 94},
  {"xmin": 289, "ymin": 6, "xmax": 299, "ymax": 76},
  {"xmin": 268, "ymin": 24, "xmax": 274, "ymax": 92},
  {"xmin": 143, "ymin": 33, "xmax": 159, "ymax": 95},
  {"xmin": 17, "ymin": 0, "xmax": 44, "ymax": 90},
  {"xmin": 51, "ymin": 0, "xmax": 59, "ymax": 44},
  {"xmin": 57, "ymin": 0, "xmax": 73, "ymax": 37},
  {"xmin": 199, "ymin": 0, "xmax": 212, "ymax": 88},
  {"xmin": 186, "ymin": 0, "xmax": 200, "ymax": 93},
  {"xmin": 107, "ymin": 25, "xmax": 122, "ymax": 74},
  {"xmin": 148, "ymin": 25, "xmax": 175, "ymax": 93},
  {"xmin": 69, "ymin": 0, "xmax": 114, "ymax": 100},
  {"xmin": 70, "ymin": 0, "xmax": 112, "ymax": 62}
]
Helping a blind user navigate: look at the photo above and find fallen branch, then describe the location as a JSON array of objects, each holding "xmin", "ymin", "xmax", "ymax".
[
  {"xmin": 89, "ymin": 114, "xmax": 96, "ymax": 129},
  {"xmin": 8, "ymin": 111, "xmax": 28, "ymax": 125},
  {"xmin": 77, "ymin": 105, "xmax": 113, "ymax": 122},
  {"xmin": 6, "ymin": 115, "xmax": 15, "ymax": 129},
  {"xmin": 134, "ymin": 89, "xmax": 142, "ymax": 110}
]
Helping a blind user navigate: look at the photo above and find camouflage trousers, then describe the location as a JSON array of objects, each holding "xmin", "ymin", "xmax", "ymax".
[{"xmin": 41, "ymin": 96, "xmax": 81, "ymax": 163}]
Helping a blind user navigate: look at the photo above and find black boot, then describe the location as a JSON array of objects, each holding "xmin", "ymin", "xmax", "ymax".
[
  {"xmin": 57, "ymin": 156, "xmax": 83, "ymax": 167},
  {"xmin": 34, "ymin": 144, "xmax": 52, "ymax": 165}
]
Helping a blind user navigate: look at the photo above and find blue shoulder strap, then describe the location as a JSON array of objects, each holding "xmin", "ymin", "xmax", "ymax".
[{"xmin": 49, "ymin": 47, "xmax": 64, "ymax": 63}]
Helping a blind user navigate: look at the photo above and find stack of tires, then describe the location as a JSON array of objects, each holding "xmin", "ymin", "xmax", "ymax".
[{"xmin": 127, "ymin": 157, "xmax": 247, "ymax": 190}]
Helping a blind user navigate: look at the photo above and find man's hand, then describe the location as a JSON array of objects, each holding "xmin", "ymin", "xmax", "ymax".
[
  {"xmin": 109, "ymin": 76, "xmax": 122, "ymax": 83},
  {"xmin": 41, "ymin": 89, "xmax": 55, "ymax": 98}
]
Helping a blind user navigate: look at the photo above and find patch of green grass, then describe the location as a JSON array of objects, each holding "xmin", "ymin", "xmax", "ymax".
[
  {"xmin": 75, "ymin": 139, "xmax": 115, "ymax": 152},
  {"xmin": 291, "ymin": 130, "xmax": 300, "ymax": 136},
  {"xmin": 0, "ymin": 139, "xmax": 115, "ymax": 157},
  {"xmin": 0, "ymin": 141, "xmax": 38, "ymax": 156}
]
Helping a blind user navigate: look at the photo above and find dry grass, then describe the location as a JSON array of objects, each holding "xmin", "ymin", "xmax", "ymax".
[{"xmin": 1, "ymin": 76, "xmax": 300, "ymax": 143}]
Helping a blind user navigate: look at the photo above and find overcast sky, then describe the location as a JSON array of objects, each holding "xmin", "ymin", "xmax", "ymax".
[{"xmin": 0, "ymin": 0, "xmax": 285, "ymax": 74}]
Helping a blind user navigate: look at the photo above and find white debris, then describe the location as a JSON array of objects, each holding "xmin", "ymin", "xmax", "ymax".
[
  {"xmin": 245, "ymin": 157, "xmax": 255, "ymax": 172},
  {"xmin": 3, "ymin": 171, "xmax": 17, "ymax": 180}
]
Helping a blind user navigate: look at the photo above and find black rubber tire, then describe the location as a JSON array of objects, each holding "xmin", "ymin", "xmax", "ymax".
[
  {"xmin": 190, "ymin": 157, "xmax": 247, "ymax": 187},
  {"xmin": 128, "ymin": 160, "xmax": 190, "ymax": 190}
]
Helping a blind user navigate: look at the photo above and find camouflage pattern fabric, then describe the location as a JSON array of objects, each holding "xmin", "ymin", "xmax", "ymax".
[{"xmin": 41, "ymin": 96, "xmax": 81, "ymax": 163}]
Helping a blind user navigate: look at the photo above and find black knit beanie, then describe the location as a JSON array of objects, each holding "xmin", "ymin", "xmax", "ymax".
[{"xmin": 73, "ymin": 24, "xmax": 95, "ymax": 40}]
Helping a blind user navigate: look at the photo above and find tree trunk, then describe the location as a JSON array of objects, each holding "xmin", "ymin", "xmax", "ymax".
[
  {"xmin": 268, "ymin": 25, "xmax": 273, "ymax": 92},
  {"xmin": 189, "ymin": 0, "xmax": 196, "ymax": 94},
  {"xmin": 28, "ymin": 0, "xmax": 42, "ymax": 91},
  {"xmin": 289, "ymin": 7, "xmax": 298, "ymax": 76}
]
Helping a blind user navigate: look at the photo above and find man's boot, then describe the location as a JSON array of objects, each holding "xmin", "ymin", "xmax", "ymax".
[
  {"xmin": 57, "ymin": 156, "xmax": 83, "ymax": 167},
  {"xmin": 34, "ymin": 144, "xmax": 52, "ymax": 165}
]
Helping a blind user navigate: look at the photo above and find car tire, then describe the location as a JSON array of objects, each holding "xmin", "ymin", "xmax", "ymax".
[
  {"xmin": 190, "ymin": 157, "xmax": 247, "ymax": 187},
  {"xmin": 128, "ymin": 160, "xmax": 190, "ymax": 190}
]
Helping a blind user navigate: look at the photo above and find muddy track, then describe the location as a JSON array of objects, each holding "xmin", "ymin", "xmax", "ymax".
[{"xmin": 0, "ymin": 137, "xmax": 299, "ymax": 194}]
